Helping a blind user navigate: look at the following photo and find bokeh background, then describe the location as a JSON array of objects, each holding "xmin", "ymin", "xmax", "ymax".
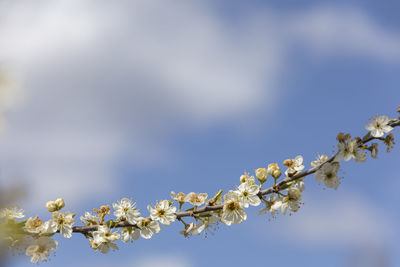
[{"xmin": 1, "ymin": 0, "xmax": 399, "ymax": 266}]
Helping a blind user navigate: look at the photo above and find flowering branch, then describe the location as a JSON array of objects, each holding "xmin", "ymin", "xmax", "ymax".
[{"xmin": 1, "ymin": 107, "xmax": 399, "ymax": 264}]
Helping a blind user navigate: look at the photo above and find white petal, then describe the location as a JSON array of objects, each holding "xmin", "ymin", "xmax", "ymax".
[
  {"xmin": 324, "ymin": 176, "xmax": 339, "ymax": 189},
  {"xmin": 382, "ymin": 125, "xmax": 393, "ymax": 133},
  {"xmin": 238, "ymin": 209, "xmax": 247, "ymax": 221},
  {"xmin": 365, "ymin": 123, "xmax": 375, "ymax": 131},
  {"xmin": 281, "ymin": 203, "xmax": 288, "ymax": 215},
  {"xmin": 160, "ymin": 217, "xmax": 170, "ymax": 226},
  {"xmin": 248, "ymin": 195, "xmax": 261, "ymax": 206},
  {"xmin": 140, "ymin": 228, "xmax": 152, "ymax": 239},
  {"xmin": 371, "ymin": 129, "xmax": 383, "ymax": 137}
]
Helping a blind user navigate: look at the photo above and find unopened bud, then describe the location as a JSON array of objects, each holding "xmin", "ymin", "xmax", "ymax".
[
  {"xmin": 239, "ymin": 172, "xmax": 255, "ymax": 184},
  {"xmin": 267, "ymin": 163, "xmax": 281, "ymax": 179},
  {"xmin": 45, "ymin": 201, "xmax": 57, "ymax": 212},
  {"xmin": 255, "ymin": 168, "xmax": 268, "ymax": 184},
  {"xmin": 55, "ymin": 198, "xmax": 65, "ymax": 210},
  {"xmin": 46, "ymin": 198, "xmax": 65, "ymax": 212},
  {"xmin": 370, "ymin": 143, "xmax": 378, "ymax": 159}
]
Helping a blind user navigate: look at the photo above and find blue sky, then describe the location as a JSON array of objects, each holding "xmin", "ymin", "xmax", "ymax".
[{"xmin": 0, "ymin": 1, "xmax": 399, "ymax": 266}]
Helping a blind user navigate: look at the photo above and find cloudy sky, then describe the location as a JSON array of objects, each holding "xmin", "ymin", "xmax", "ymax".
[{"xmin": 1, "ymin": 0, "xmax": 399, "ymax": 266}]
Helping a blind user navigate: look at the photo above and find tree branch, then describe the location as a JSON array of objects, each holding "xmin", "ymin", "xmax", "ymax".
[{"xmin": 71, "ymin": 119, "xmax": 399, "ymax": 234}]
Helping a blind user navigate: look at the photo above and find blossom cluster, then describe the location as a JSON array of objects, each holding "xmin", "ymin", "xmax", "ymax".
[
  {"xmin": 0, "ymin": 198, "xmax": 74, "ymax": 263},
  {"xmin": 0, "ymin": 111, "xmax": 398, "ymax": 264}
]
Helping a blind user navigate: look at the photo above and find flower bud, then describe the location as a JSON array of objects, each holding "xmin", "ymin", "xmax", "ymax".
[
  {"xmin": 239, "ymin": 172, "xmax": 254, "ymax": 184},
  {"xmin": 267, "ymin": 163, "xmax": 281, "ymax": 179},
  {"xmin": 370, "ymin": 143, "xmax": 378, "ymax": 159},
  {"xmin": 255, "ymin": 168, "xmax": 268, "ymax": 184},
  {"xmin": 46, "ymin": 198, "xmax": 65, "ymax": 212},
  {"xmin": 45, "ymin": 201, "xmax": 57, "ymax": 212},
  {"xmin": 55, "ymin": 198, "xmax": 65, "ymax": 210}
]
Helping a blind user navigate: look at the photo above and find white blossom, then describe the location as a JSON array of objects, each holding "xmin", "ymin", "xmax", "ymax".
[
  {"xmin": 3, "ymin": 233, "xmax": 32, "ymax": 252},
  {"xmin": 269, "ymin": 198, "xmax": 283, "ymax": 216},
  {"xmin": 80, "ymin": 212, "xmax": 100, "ymax": 226},
  {"xmin": 137, "ymin": 217, "xmax": 161, "ymax": 239},
  {"xmin": 337, "ymin": 139, "xmax": 365, "ymax": 162},
  {"xmin": 0, "ymin": 206, "xmax": 24, "ymax": 222},
  {"xmin": 25, "ymin": 236, "xmax": 58, "ymax": 263},
  {"xmin": 192, "ymin": 213, "xmax": 219, "ymax": 236},
  {"xmin": 365, "ymin": 115, "xmax": 393, "ymax": 137},
  {"xmin": 281, "ymin": 187, "xmax": 302, "ymax": 215},
  {"xmin": 314, "ymin": 162, "xmax": 340, "ymax": 189},
  {"xmin": 24, "ymin": 217, "xmax": 43, "ymax": 234},
  {"xmin": 236, "ymin": 181, "xmax": 261, "ymax": 208},
  {"xmin": 284, "ymin": 155, "xmax": 305, "ymax": 176},
  {"xmin": 170, "ymin": 191, "xmax": 186, "ymax": 203},
  {"xmin": 354, "ymin": 149, "xmax": 366, "ymax": 162},
  {"xmin": 258, "ymin": 195, "xmax": 282, "ymax": 216},
  {"xmin": 24, "ymin": 216, "xmax": 57, "ymax": 235},
  {"xmin": 91, "ymin": 225, "xmax": 120, "ymax": 254},
  {"xmin": 148, "ymin": 200, "xmax": 176, "ymax": 226},
  {"xmin": 41, "ymin": 220, "xmax": 58, "ymax": 235},
  {"xmin": 292, "ymin": 180, "xmax": 305, "ymax": 192},
  {"xmin": 179, "ymin": 222, "xmax": 196, "ymax": 237},
  {"xmin": 51, "ymin": 211, "xmax": 75, "ymax": 238},
  {"xmin": 311, "ymin": 154, "xmax": 328, "ymax": 167},
  {"xmin": 112, "ymin": 198, "xmax": 141, "ymax": 225},
  {"xmin": 120, "ymin": 227, "xmax": 140, "ymax": 243},
  {"xmin": 184, "ymin": 192, "xmax": 208, "ymax": 207},
  {"xmin": 221, "ymin": 191, "xmax": 247, "ymax": 226}
]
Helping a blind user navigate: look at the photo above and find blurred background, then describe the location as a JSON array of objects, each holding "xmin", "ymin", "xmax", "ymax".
[{"xmin": 0, "ymin": 0, "xmax": 399, "ymax": 266}]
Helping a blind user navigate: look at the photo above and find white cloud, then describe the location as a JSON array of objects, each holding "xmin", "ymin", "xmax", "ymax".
[
  {"xmin": 132, "ymin": 254, "xmax": 192, "ymax": 267},
  {"xmin": 91, "ymin": 253, "xmax": 192, "ymax": 267},
  {"xmin": 285, "ymin": 6, "xmax": 400, "ymax": 61},
  {"xmin": 0, "ymin": 1, "xmax": 399, "ymax": 209},
  {"xmin": 0, "ymin": 0, "xmax": 281, "ymax": 208},
  {"xmin": 255, "ymin": 191, "xmax": 396, "ymax": 247}
]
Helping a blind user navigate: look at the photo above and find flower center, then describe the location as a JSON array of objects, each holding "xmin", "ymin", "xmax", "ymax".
[
  {"xmin": 33, "ymin": 221, "xmax": 43, "ymax": 228},
  {"xmin": 30, "ymin": 217, "xmax": 44, "ymax": 228},
  {"xmin": 190, "ymin": 194, "xmax": 199, "ymax": 203},
  {"xmin": 227, "ymin": 201, "xmax": 239, "ymax": 211},
  {"xmin": 157, "ymin": 209, "xmax": 165, "ymax": 216},
  {"xmin": 142, "ymin": 218, "xmax": 151, "ymax": 226},
  {"xmin": 35, "ymin": 245, "xmax": 46, "ymax": 254}
]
